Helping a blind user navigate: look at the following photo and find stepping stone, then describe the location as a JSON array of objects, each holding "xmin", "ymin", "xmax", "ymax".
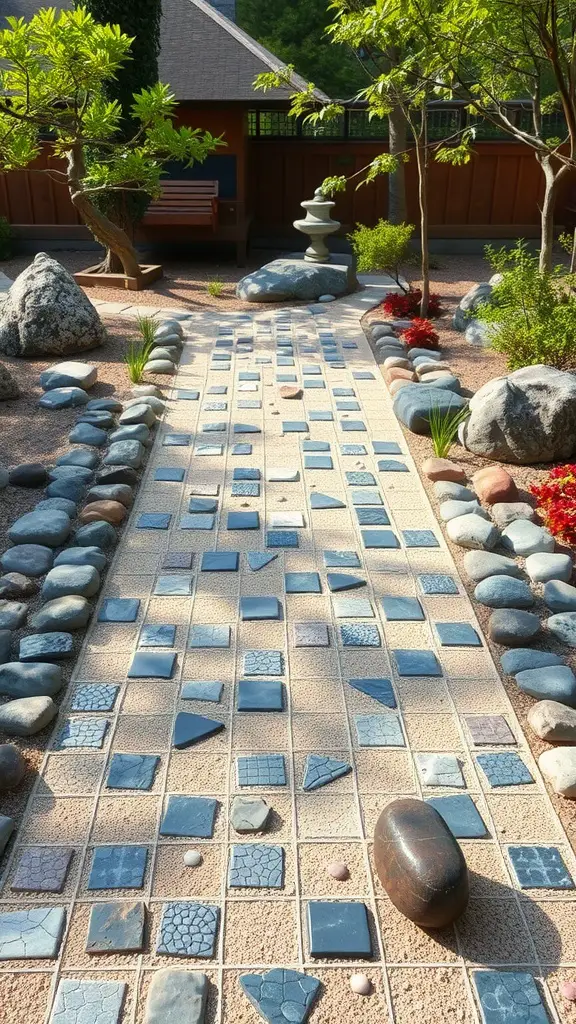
[
  {"xmin": 86, "ymin": 901, "xmax": 145, "ymax": 953},
  {"xmin": 36, "ymin": 497, "xmax": 77, "ymax": 518},
  {"xmin": 491, "ymin": 501, "xmax": 535, "ymax": 529},
  {"xmin": 327, "ymin": 573, "xmax": 366, "ymax": 592},
  {"xmin": 19, "ymin": 632, "xmax": 73, "ymax": 662},
  {"xmin": 144, "ymin": 359, "xmax": 175, "ymax": 374},
  {"xmin": 40, "ymin": 360, "xmax": 97, "ymax": 390},
  {"xmin": 310, "ymin": 493, "xmax": 346, "ymax": 509},
  {"xmin": 230, "ymin": 796, "xmax": 271, "ymax": 834},
  {"xmin": 119, "ymin": 403, "xmax": 155, "ymax": 427},
  {"xmin": 417, "ymin": 753, "xmax": 465, "ymax": 787},
  {"xmin": 381, "ymin": 596, "xmax": 424, "ymax": 621},
  {"xmin": 237, "ymin": 754, "xmax": 286, "ymax": 787},
  {"xmin": 11, "ymin": 846, "xmax": 73, "ymax": 893},
  {"xmin": 88, "ymin": 482, "xmax": 134, "ymax": 506},
  {"xmin": 51, "ymin": 980, "xmax": 127, "ymax": 1024},
  {"xmin": 55, "ymin": 546, "xmax": 105, "ymax": 571},
  {"xmin": 80, "ymin": 409, "xmax": 115, "ymax": 428},
  {"xmin": 173, "ymin": 712, "xmax": 224, "ymax": 749},
  {"xmin": 96, "ymin": 465, "xmax": 138, "ymax": 487},
  {"xmin": 247, "ymin": 552, "xmax": 277, "ymax": 572},
  {"xmin": 240, "ymin": 969, "xmax": 320, "ymax": 1024},
  {"xmin": 307, "ymin": 901, "xmax": 372, "ymax": 957},
  {"xmin": 516, "ymin": 665, "xmax": 576, "ymax": 706},
  {"xmin": 474, "ymin": 576, "xmax": 534, "ymax": 609},
  {"xmin": 160, "ymin": 796, "xmax": 218, "ymax": 838},
  {"xmin": 446, "ymin": 514, "xmax": 499, "ymax": 550},
  {"xmin": 229, "ymin": 844, "xmax": 284, "ymax": 888},
  {"xmin": 103, "ymin": 440, "xmax": 145, "ymax": 469},
  {"xmin": 9, "ymin": 510, "xmax": 70, "ymax": 548},
  {"xmin": 0, "ymin": 661, "xmax": 62, "ymax": 698},
  {"xmin": 476, "ymin": 752, "xmax": 534, "ymax": 787},
  {"xmin": 425, "ymin": 794, "xmax": 487, "ymax": 838},
  {"xmin": 0, "ymin": 695, "xmax": 56, "ymax": 736},
  {"xmin": 8, "ymin": 463, "xmax": 48, "ymax": 488},
  {"xmin": 87, "ymin": 398, "xmax": 122, "ymax": 412},
  {"xmin": 107, "ymin": 753, "xmax": 159, "ymax": 790},
  {"xmin": 501, "ymin": 520, "xmax": 554, "ymax": 557},
  {"xmin": 42, "ymin": 564, "xmax": 100, "ymax": 601},
  {"xmin": 109, "ymin": 424, "xmax": 150, "ymax": 445},
  {"xmin": 348, "ymin": 677, "xmax": 397, "ymax": 708},
  {"xmin": 156, "ymin": 903, "xmax": 219, "ymax": 957},
  {"xmin": 472, "ymin": 970, "xmax": 550, "ymax": 1024},
  {"xmin": 525, "ymin": 552, "xmax": 573, "ymax": 583},
  {"xmin": 46, "ymin": 476, "xmax": 87, "ymax": 503},
  {"xmin": 0, "ymin": 814, "xmax": 14, "ymax": 855},
  {"xmin": 488, "ymin": 609, "xmax": 540, "ymax": 646},
  {"xmin": 528, "ymin": 700, "xmax": 576, "ymax": 742},
  {"xmin": 30, "ymin": 595, "xmax": 91, "ymax": 632},
  {"xmin": 0, "ymin": 544, "xmax": 53, "ymax": 578},
  {"xmin": 88, "ymin": 846, "xmax": 148, "ymax": 890},
  {"xmin": 463, "ymin": 551, "xmax": 522, "ymax": 582},
  {"xmin": 547, "ymin": 612, "xmax": 576, "ymax": 646},
  {"xmin": 0, "ymin": 906, "xmax": 66, "ymax": 959},
  {"xmin": 39, "ymin": 387, "xmax": 90, "ymax": 409},
  {"xmin": 439, "ymin": 499, "xmax": 485, "ymax": 522},
  {"xmin": 544, "ymin": 580, "xmax": 576, "ymax": 612},
  {"xmin": 501, "ymin": 648, "xmax": 564, "ymax": 675},
  {"xmin": 144, "ymin": 970, "xmax": 208, "ymax": 1024},
  {"xmin": 302, "ymin": 754, "xmax": 351, "ymax": 791},
  {"xmin": 539, "ymin": 747, "xmax": 576, "ymax": 798},
  {"xmin": 80, "ymin": 500, "xmax": 126, "ymax": 526}
]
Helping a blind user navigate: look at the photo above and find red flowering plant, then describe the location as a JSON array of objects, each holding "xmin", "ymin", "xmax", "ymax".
[
  {"xmin": 381, "ymin": 289, "xmax": 442, "ymax": 319},
  {"xmin": 400, "ymin": 318, "xmax": 440, "ymax": 349},
  {"xmin": 530, "ymin": 465, "xmax": 576, "ymax": 547}
]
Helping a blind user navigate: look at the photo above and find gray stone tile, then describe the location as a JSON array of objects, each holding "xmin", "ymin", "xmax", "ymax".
[
  {"xmin": 49, "ymin": 979, "xmax": 127, "ymax": 1024},
  {"xmin": 87, "ymin": 846, "xmax": 148, "ymax": 890},
  {"xmin": 70, "ymin": 684, "xmax": 119, "ymax": 712},
  {"xmin": 243, "ymin": 650, "xmax": 284, "ymax": 675},
  {"xmin": 156, "ymin": 902, "xmax": 219, "ymax": 957},
  {"xmin": 86, "ymin": 901, "xmax": 145, "ymax": 953},
  {"xmin": 294, "ymin": 623, "xmax": 330, "ymax": 647},
  {"xmin": 472, "ymin": 971, "xmax": 550, "ymax": 1024},
  {"xmin": 354, "ymin": 714, "xmax": 405, "ymax": 747},
  {"xmin": 11, "ymin": 847, "xmax": 73, "ymax": 893},
  {"xmin": 0, "ymin": 907, "xmax": 66, "ymax": 959},
  {"xmin": 237, "ymin": 754, "xmax": 286, "ymax": 787},
  {"xmin": 189, "ymin": 624, "xmax": 231, "ymax": 648},
  {"xmin": 56, "ymin": 718, "xmax": 108, "ymax": 749},
  {"xmin": 106, "ymin": 753, "xmax": 159, "ymax": 790},
  {"xmin": 228, "ymin": 844, "xmax": 284, "ymax": 887},
  {"xmin": 508, "ymin": 845, "xmax": 574, "ymax": 889}
]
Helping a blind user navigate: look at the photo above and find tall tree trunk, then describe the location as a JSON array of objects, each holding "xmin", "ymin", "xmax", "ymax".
[
  {"xmin": 414, "ymin": 111, "xmax": 430, "ymax": 317},
  {"xmin": 388, "ymin": 103, "xmax": 407, "ymax": 224},
  {"xmin": 66, "ymin": 145, "xmax": 142, "ymax": 280},
  {"xmin": 537, "ymin": 157, "xmax": 569, "ymax": 273}
]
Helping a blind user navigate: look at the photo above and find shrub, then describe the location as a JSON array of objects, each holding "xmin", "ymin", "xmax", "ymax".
[
  {"xmin": 0, "ymin": 217, "xmax": 11, "ymax": 261},
  {"xmin": 348, "ymin": 219, "xmax": 414, "ymax": 285},
  {"xmin": 400, "ymin": 317, "xmax": 439, "ymax": 349},
  {"xmin": 124, "ymin": 314, "xmax": 157, "ymax": 383},
  {"xmin": 530, "ymin": 465, "xmax": 576, "ymax": 546},
  {"xmin": 481, "ymin": 240, "xmax": 576, "ymax": 370},
  {"xmin": 207, "ymin": 279, "xmax": 224, "ymax": 297},
  {"xmin": 428, "ymin": 400, "xmax": 470, "ymax": 459},
  {"xmin": 381, "ymin": 288, "xmax": 442, "ymax": 319}
]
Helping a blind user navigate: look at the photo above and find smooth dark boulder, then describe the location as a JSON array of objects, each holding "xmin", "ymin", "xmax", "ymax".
[
  {"xmin": 95, "ymin": 465, "xmax": 138, "ymax": 487},
  {"xmin": 75, "ymin": 521, "xmax": 116, "ymax": 548},
  {"xmin": 8, "ymin": 463, "xmax": 48, "ymax": 488},
  {"xmin": 0, "ymin": 544, "xmax": 54, "ymax": 578},
  {"xmin": 373, "ymin": 797, "xmax": 469, "ymax": 928},
  {"xmin": 0, "ymin": 661, "xmax": 63, "ymax": 698}
]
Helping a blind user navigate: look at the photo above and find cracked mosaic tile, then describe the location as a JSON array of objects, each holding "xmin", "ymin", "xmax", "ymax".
[
  {"xmin": 154, "ymin": 575, "xmax": 194, "ymax": 596},
  {"xmin": 425, "ymin": 795, "xmax": 488, "ymax": 838},
  {"xmin": 137, "ymin": 513, "xmax": 171, "ymax": 530},
  {"xmin": 266, "ymin": 530, "xmax": 299, "ymax": 548},
  {"xmin": 417, "ymin": 754, "xmax": 466, "ymax": 788},
  {"xmin": 345, "ymin": 471, "xmax": 376, "ymax": 486},
  {"xmin": 465, "ymin": 715, "xmax": 516, "ymax": 746},
  {"xmin": 11, "ymin": 847, "xmax": 73, "ymax": 893},
  {"xmin": 508, "ymin": 845, "xmax": 574, "ymax": 889},
  {"xmin": 49, "ymin": 979, "xmax": 127, "ymax": 1024},
  {"xmin": 435, "ymin": 622, "xmax": 482, "ymax": 647},
  {"xmin": 324, "ymin": 550, "xmax": 361, "ymax": 568},
  {"xmin": 418, "ymin": 573, "xmax": 459, "ymax": 595},
  {"xmin": 70, "ymin": 684, "xmax": 119, "ymax": 712},
  {"xmin": 156, "ymin": 902, "xmax": 219, "ymax": 957},
  {"xmin": 160, "ymin": 795, "xmax": 218, "ymax": 838},
  {"xmin": 140, "ymin": 624, "xmax": 176, "ymax": 647},
  {"xmin": 340, "ymin": 623, "xmax": 381, "ymax": 646},
  {"xmin": 303, "ymin": 754, "xmax": 352, "ymax": 791},
  {"xmin": 106, "ymin": 753, "xmax": 159, "ymax": 790},
  {"xmin": 476, "ymin": 752, "xmax": 534, "ymax": 788},
  {"xmin": 348, "ymin": 677, "xmax": 397, "ymax": 708},
  {"xmin": 56, "ymin": 718, "xmax": 108, "ymax": 749},
  {"xmin": 0, "ymin": 907, "xmax": 66, "ymax": 959},
  {"xmin": 86, "ymin": 900, "xmax": 145, "ymax": 953},
  {"xmin": 237, "ymin": 754, "xmax": 287, "ymax": 787},
  {"xmin": 173, "ymin": 712, "xmax": 225, "ymax": 748},
  {"xmin": 393, "ymin": 648, "xmax": 442, "ymax": 676},
  {"xmin": 355, "ymin": 714, "xmax": 405, "ymax": 747},
  {"xmin": 87, "ymin": 846, "xmax": 148, "ymax": 890},
  {"xmin": 472, "ymin": 970, "xmax": 550, "ymax": 1024},
  {"xmin": 361, "ymin": 529, "xmax": 399, "ymax": 549},
  {"xmin": 381, "ymin": 596, "xmax": 425, "ymax": 621},
  {"xmin": 98, "ymin": 598, "xmax": 140, "ymax": 622},
  {"xmin": 189, "ymin": 624, "xmax": 231, "ymax": 648},
  {"xmin": 333, "ymin": 597, "xmax": 373, "ymax": 618},
  {"xmin": 163, "ymin": 434, "xmax": 191, "ymax": 446},
  {"xmin": 128, "ymin": 651, "xmax": 176, "ymax": 678},
  {"xmin": 179, "ymin": 513, "xmax": 215, "ymax": 530},
  {"xmin": 202, "ymin": 401, "xmax": 227, "ymax": 411},
  {"xmin": 201, "ymin": 551, "xmax": 239, "ymax": 572},
  {"xmin": 181, "ymin": 680, "xmax": 223, "ymax": 702},
  {"xmin": 294, "ymin": 622, "xmax": 330, "ymax": 647},
  {"xmin": 285, "ymin": 572, "xmax": 321, "ymax": 593},
  {"xmin": 243, "ymin": 649, "xmax": 284, "ymax": 675},
  {"xmin": 227, "ymin": 511, "xmax": 260, "ymax": 530},
  {"xmin": 403, "ymin": 529, "xmax": 440, "ymax": 548},
  {"xmin": 229, "ymin": 844, "xmax": 285, "ymax": 888},
  {"xmin": 356, "ymin": 508, "xmax": 391, "ymax": 526},
  {"xmin": 154, "ymin": 468, "xmax": 185, "ymax": 482},
  {"xmin": 307, "ymin": 900, "xmax": 372, "ymax": 956}
]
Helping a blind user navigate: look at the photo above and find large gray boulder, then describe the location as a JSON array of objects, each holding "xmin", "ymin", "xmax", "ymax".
[
  {"xmin": 237, "ymin": 255, "xmax": 357, "ymax": 302},
  {"xmin": 453, "ymin": 281, "xmax": 496, "ymax": 331},
  {"xmin": 460, "ymin": 365, "xmax": 576, "ymax": 464},
  {"xmin": 0, "ymin": 253, "xmax": 106, "ymax": 357}
]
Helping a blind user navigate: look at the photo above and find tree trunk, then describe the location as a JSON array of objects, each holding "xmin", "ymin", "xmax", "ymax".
[
  {"xmin": 537, "ymin": 157, "xmax": 569, "ymax": 273},
  {"xmin": 388, "ymin": 103, "xmax": 407, "ymax": 224},
  {"xmin": 414, "ymin": 114, "xmax": 430, "ymax": 317},
  {"xmin": 66, "ymin": 146, "xmax": 142, "ymax": 281}
]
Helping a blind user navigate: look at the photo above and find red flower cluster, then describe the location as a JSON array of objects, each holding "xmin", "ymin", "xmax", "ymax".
[
  {"xmin": 530, "ymin": 465, "xmax": 576, "ymax": 546},
  {"xmin": 399, "ymin": 317, "xmax": 439, "ymax": 349},
  {"xmin": 381, "ymin": 289, "xmax": 442, "ymax": 319}
]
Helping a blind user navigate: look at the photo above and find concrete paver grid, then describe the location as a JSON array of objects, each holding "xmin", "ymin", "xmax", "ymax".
[{"xmin": 0, "ymin": 292, "xmax": 572, "ymax": 1024}]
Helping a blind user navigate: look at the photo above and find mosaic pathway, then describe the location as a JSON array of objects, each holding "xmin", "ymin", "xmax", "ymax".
[{"xmin": 1, "ymin": 291, "xmax": 574, "ymax": 1024}]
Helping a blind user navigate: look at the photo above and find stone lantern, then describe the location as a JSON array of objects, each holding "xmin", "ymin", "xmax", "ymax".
[{"xmin": 293, "ymin": 187, "xmax": 340, "ymax": 264}]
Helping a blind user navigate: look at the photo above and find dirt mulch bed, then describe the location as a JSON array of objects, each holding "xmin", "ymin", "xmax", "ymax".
[{"xmin": 364, "ymin": 254, "xmax": 576, "ymax": 854}]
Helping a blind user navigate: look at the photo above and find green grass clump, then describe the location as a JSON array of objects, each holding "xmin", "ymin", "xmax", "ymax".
[
  {"xmin": 207, "ymin": 279, "xmax": 225, "ymax": 297},
  {"xmin": 428, "ymin": 399, "xmax": 470, "ymax": 459},
  {"xmin": 124, "ymin": 313, "xmax": 157, "ymax": 383}
]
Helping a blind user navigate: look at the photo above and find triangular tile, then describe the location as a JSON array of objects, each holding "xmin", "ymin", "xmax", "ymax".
[
  {"xmin": 247, "ymin": 552, "xmax": 278, "ymax": 571},
  {"xmin": 172, "ymin": 712, "xmax": 225, "ymax": 749},
  {"xmin": 303, "ymin": 754, "xmax": 352, "ymax": 791},
  {"xmin": 240, "ymin": 969, "xmax": 321, "ymax": 1023},
  {"xmin": 348, "ymin": 677, "xmax": 397, "ymax": 708},
  {"xmin": 310, "ymin": 493, "xmax": 346, "ymax": 510},
  {"xmin": 326, "ymin": 572, "xmax": 366, "ymax": 592}
]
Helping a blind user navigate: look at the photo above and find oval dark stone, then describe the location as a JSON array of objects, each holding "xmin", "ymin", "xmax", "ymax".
[{"xmin": 373, "ymin": 798, "xmax": 469, "ymax": 928}]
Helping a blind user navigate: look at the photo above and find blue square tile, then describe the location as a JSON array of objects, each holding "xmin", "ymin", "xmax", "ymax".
[
  {"xmin": 340, "ymin": 420, "xmax": 366, "ymax": 432},
  {"xmin": 351, "ymin": 489, "xmax": 382, "ymax": 505},
  {"xmin": 340, "ymin": 444, "xmax": 366, "ymax": 455},
  {"xmin": 233, "ymin": 423, "xmax": 261, "ymax": 435},
  {"xmin": 333, "ymin": 388, "xmax": 355, "ymax": 397},
  {"xmin": 340, "ymin": 623, "xmax": 381, "ymax": 647},
  {"xmin": 156, "ymin": 902, "xmax": 219, "ymax": 957},
  {"xmin": 283, "ymin": 421, "xmax": 309, "ymax": 433},
  {"xmin": 303, "ymin": 380, "xmax": 325, "ymax": 389},
  {"xmin": 232, "ymin": 443, "xmax": 252, "ymax": 455},
  {"xmin": 373, "ymin": 441, "xmax": 402, "ymax": 454},
  {"xmin": 154, "ymin": 575, "xmax": 193, "ymax": 596},
  {"xmin": 304, "ymin": 455, "xmax": 333, "ymax": 470},
  {"xmin": 154, "ymin": 468, "xmax": 185, "ymax": 482},
  {"xmin": 303, "ymin": 365, "xmax": 321, "ymax": 374},
  {"xmin": 266, "ymin": 530, "xmax": 299, "ymax": 548},
  {"xmin": 98, "ymin": 598, "xmax": 140, "ymax": 623},
  {"xmin": 333, "ymin": 597, "xmax": 373, "ymax": 618},
  {"xmin": 201, "ymin": 422, "xmax": 227, "ymax": 433},
  {"xmin": 302, "ymin": 440, "xmax": 330, "ymax": 452},
  {"xmin": 378, "ymin": 459, "xmax": 409, "ymax": 472},
  {"xmin": 418, "ymin": 574, "xmax": 459, "ymax": 595},
  {"xmin": 179, "ymin": 513, "xmax": 215, "ymax": 530},
  {"xmin": 355, "ymin": 714, "xmax": 405, "ymax": 747},
  {"xmin": 140, "ymin": 624, "xmax": 176, "ymax": 647},
  {"xmin": 194, "ymin": 444, "xmax": 224, "ymax": 456},
  {"xmin": 189, "ymin": 624, "xmax": 230, "ymax": 648},
  {"xmin": 323, "ymin": 550, "xmax": 361, "ymax": 568},
  {"xmin": 128, "ymin": 651, "xmax": 176, "ymax": 679},
  {"xmin": 381, "ymin": 596, "xmax": 425, "ymax": 621},
  {"xmin": 203, "ymin": 402, "xmax": 227, "ymax": 412},
  {"xmin": 71, "ymin": 684, "xmax": 119, "ymax": 712},
  {"xmin": 425, "ymin": 795, "xmax": 488, "ymax": 838},
  {"xmin": 309, "ymin": 410, "xmax": 333, "ymax": 421},
  {"xmin": 472, "ymin": 971, "xmax": 550, "ymax": 1024},
  {"xmin": 348, "ymin": 677, "xmax": 397, "ymax": 708},
  {"xmin": 240, "ymin": 597, "xmax": 281, "ymax": 621},
  {"xmin": 56, "ymin": 718, "xmax": 108, "ymax": 749},
  {"xmin": 403, "ymin": 529, "xmax": 440, "ymax": 548},
  {"xmin": 232, "ymin": 481, "xmax": 260, "ymax": 497},
  {"xmin": 233, "ymin": 468, "xmax": 260, "ymax": 481},
  {"xmin": 160, "ymin": 796, "xmax": 218, "ymax": 838},
  {"xmin": 243, "ymin": 650, "xmax": 284, "ymax": 676},
  {"xmin": 87, "ymin": 846, "xmax": 148, "ymax": 890},
  {"xmin": 227, "ymin": 511, "xmax": 260, "ymax": 530},
  {"xmin": 356, "ymin": 508, "xmax": 390, "ymax": 526},
  {"xmin": 508, "ymin": 846, "xmax": 574, "ymax": 889},
  {"xmin": 188, "ymin": 497, "xmax": 218, "ymax": 514},
  {"xmin": 163, "ymin": 433, "xmax": 191, "ymax": 446},
  {"xmin": 308, "ymin": 901, "xmax": 372, "ymax": 957},
  {"xmin": 239, "ymin": 372, "xmax": 260, "ymax": 381},
  {"xmin": 435, "ymin": 622, "xmax": 482, "ymax": 647},
  {"xmin": 346, "ymin": 472, "xmax": 375, "ymax": 486},
  {"xmin": 353, "ymin": 371, "xmax": 375, "ymax": 380},
  {"xmin": 106, "ymin": 754, "xmax": 159, "ymax": 791},
  {"xmin": 361, "ymin": 530, "xmax": 399, "ymax": 549},
  {"xmin": 208, "ymin": 385, "xmax": 227, "ymax": 395},
  {"xmin": 393, "ymin": 649, "xmax": 442, "ymax": 676},
  {"xmin": 276, "ymin": 375, "xmax": 297, "ymax": 383},
  {"xmin": 337, "ymin": 401, "xmax": 361, "ymax": 411},
  {"xmin": 229, "ymin": 844, "xmax": 284, "ymax": 888},
  {"xmin": 476, "ymin": 753, "xmax": 534, "ymax": 788},
  {"xmin": 237, "ymin": 678, "xmax": 284, "ymax": 712},
  {"xmin": 310, "ymin": 493, "xmax": 346, "ymax": 510},
  {"xmin": 285, "ymin": 572, "xmax": 321, "ymax": 594},
  {"xmin": 181, "ymin": 680, "xmax": 223, "ymax": 702},
  {"xmin": 237, "ymin": 754, "xmax": 286, "ymax": 787},
  {"xmin": 177, "ymin": 390, "xmax": 199, "ymax": 401},
  {"xmin": 247, "ymin": 552, "xmax": 278, "ymax": 571},
  {"xmin": 342, "ymin": 342, "xmax": 358, "ymax": 349},
  {"xmin": 137, "ymin": 513, "xmax": 171, "ymax": 530},
  {"xmin": 201, "ymin": 551, "xmax": 239, "ymax": 572},
  {"xmin": 276, "ymin": 356, "xmax": 295, "ymax": 366}
]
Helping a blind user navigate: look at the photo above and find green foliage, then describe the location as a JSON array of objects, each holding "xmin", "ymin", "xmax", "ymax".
[
  {"xmin": 124, "ymin": 314, "xmax": 157, "ymax": 383},
  {"xmin": 0, "ymin": 217, "xmax": 11, "ymax": 261},
  {"xmin": 207, "ymin": 280, "xmax": 225, "ymax": 298},
  {"xmin": 480, "ymin": 241, "xmax": 576, "ymax": 370},
  {"xmin": 428, "ymin": 400, "xmax": 470, "ymax": 460},
  {"xmin": 348, "ymin": 220, "xmax": 413, "ymax": 283},
  {"xmin": 320, "ymin": 175, "xmax": 347, "ymax": 197}
]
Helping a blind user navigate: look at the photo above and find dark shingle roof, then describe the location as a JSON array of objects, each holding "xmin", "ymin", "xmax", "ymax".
[{"xmin": 0, "ymin": 0, "xmax": 329, "ymax": 102}]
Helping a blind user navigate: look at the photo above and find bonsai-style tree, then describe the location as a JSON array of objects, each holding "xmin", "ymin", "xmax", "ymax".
[{"xmin": 0, "ymin": 7, "xmax": 221, "ymax": 282}]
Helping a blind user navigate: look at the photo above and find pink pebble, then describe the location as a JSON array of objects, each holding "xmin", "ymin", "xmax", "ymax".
[
  {"xmin": 561, "ymin": 981, "xmax": 576, "ymax": 1001},
  {"xmin": 350, "ymin": 974, "xmax": 371, "ymax": 996},
  {"xmin": 326, "ymin": 860, "xmax": 349, "ymax": 881}
]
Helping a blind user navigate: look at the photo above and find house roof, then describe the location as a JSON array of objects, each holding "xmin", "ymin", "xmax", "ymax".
[{"xmin": 1, "ymin": 0, "xmax": 329, "ymax": 103}]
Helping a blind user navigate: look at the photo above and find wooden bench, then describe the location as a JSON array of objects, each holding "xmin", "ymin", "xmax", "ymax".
[{"xmin": 142, "ymin": 180, "xmax": 219, "ymax": 228}]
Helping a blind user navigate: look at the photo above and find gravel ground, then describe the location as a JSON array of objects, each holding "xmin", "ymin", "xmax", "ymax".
[{"xmin": 364, "ymin": 254, "xmax": 576, "ymax": 853}]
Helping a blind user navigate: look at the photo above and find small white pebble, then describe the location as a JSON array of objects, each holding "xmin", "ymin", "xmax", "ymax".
[
  {"xmin": 183, "ymin": 849, "xmax": 202, "ymax": 867},
  {"xmin": 350, "ymin": 973, "xmax": 371, "ymax": 996}
]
